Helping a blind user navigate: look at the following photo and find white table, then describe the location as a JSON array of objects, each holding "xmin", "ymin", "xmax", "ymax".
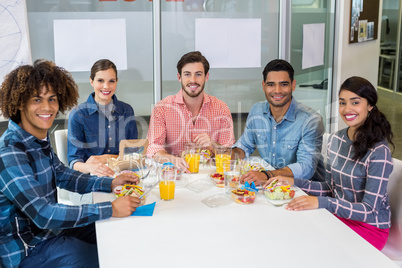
[{"xmin": 94, "ymin": 167, "xmax": 397, "ymax": 268}]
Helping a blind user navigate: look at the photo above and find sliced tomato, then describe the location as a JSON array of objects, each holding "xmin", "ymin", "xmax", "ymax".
[{"xmin": 289, "ymin": 190, "xmax": 295, "ymax": 198}]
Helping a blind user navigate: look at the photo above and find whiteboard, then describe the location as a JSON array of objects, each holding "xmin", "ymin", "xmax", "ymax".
[{"xmin": 0, "ymin": 0, "xmax": 31, "ymax": 86}]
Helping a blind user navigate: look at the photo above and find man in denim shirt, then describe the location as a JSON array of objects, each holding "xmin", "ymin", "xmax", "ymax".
[{"xmin": 233, "ymin": 59, "xmax": 324, "ymax": 185}]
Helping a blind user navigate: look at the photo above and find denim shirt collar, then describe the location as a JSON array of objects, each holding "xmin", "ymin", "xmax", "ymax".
[
  {"xmin": 263, "ymin": 97, "xmax": 297, "ymax": 123},
  {"xmin": 8, "ymin": 119, "xmax": 50, "ymax": 148},
  {"xmin": 86, "ymin": 93, "xmax": 121, "ymax": 116}
]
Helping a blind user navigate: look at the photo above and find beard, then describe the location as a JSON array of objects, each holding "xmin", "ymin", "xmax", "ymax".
[
  {"xmin": 182, "ymin": 82, "xmax": 205, "ymax": 98},
  {"xmin": 266, "ymin": 93, "xmax": 292, "ymax": 108}
]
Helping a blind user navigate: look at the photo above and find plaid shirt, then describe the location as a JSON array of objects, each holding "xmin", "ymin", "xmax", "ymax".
[
  {"xmin": 295, "ymin": 128, "xmax": 393, "ymax": 229},
  {"xmin": 0, "ymin": 120, "xmax": 113, "ymax": 267},
  {"xmin": 147, "ymin": 90, "xmax": 235, "ymax": 157}
]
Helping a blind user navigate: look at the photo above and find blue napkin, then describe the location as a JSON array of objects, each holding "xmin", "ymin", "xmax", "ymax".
[
  {"xmin": 244, "ymin": 181, "xmax": 257, "ymax": 191},
  {"xmin": 131, "ymin": 202, "xmax": 156, "ymax": 216}
]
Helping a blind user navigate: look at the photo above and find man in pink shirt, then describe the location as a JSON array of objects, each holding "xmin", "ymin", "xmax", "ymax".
[{"xmin": 147, "ymin": 51, "xmax": 235, "ymax": 172}]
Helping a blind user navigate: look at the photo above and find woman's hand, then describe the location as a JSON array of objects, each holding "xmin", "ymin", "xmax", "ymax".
[
  {"xmin": 87, "ymin": 154, "xmax": 116, "ymax": 164},
  {"xmin": 285, "ymin": 196, "xmax": 318, "ymax": 211},
  {"xmin": 85, "ymin": 161, "xmax": 115, "ymax": 177}
]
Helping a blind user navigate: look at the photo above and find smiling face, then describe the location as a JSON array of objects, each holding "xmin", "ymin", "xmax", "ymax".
[
  {"xmin": 90, "ymin": 68, "xmax": 117, "ymax": 105},
  {"xmin": 19, "ymin": 87, "xmax": 59, "ymax": 139},
  {"xmin": 178, "ymin": 62, "xmax": 209, "ymax": 99},
  {"xmin": 262, "ymin": 71, "xmax": 295, "ymax": 111},
  {"xmin": 339, "ymin": 89, "xmax": 373, "ymax": 136}
]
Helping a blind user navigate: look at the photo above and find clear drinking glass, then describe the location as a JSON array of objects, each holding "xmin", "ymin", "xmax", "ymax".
[
  {"xmin": 184, "ymin": 143, "xmax": 201, "ymax": 173},
  {"xmin": 224, "ymin": 160, "xmax": 240, "ymax": 192},
  {"xmin": 159, "ymin": 166, "xmax": 177, "ymax": 201},
  {"xmin": 214, "ymin": 145, "xmax": 232, "ymax": 174}
]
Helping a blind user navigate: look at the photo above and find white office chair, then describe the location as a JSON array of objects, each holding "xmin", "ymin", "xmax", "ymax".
[
  {"xmin": 382, "ymin": 157, "xmax": 402, "ymax": 267},
  {"xmin": 321, "ymin": 132, "xmax": 330, "ymax": 156},
  {"xmin": 54, "ymin": 129, "xmax": 69, "ymax": 166},
  {"xmin": 54, "ymin": 129, "xmax": 74, "ymax": 205},
  {"xmin": 54, "ymin": 129, "xmax": 93, "ymax": 205}
]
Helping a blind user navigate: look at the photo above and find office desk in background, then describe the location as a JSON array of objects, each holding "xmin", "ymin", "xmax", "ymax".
[
  {"xmin": 93, "ymin": 167, "xmax": 396, "ymax": 268},
  {"xmin": 379, "ymin": 45, "xmax": 397, "ymax": 90}
]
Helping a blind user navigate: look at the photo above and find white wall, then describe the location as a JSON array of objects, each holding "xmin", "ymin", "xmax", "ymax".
[{"xmin": 332, "ymin": 0, "xmax": 382, "ymax": 132}]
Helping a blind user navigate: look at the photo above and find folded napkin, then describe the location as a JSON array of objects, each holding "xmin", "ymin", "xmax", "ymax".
[
  {"xmin": 131, "ymin": 202, "xmax": 156, "ymax": 216},
  {"xmin": 244, "ymin": 181, "xmax": 257, "ymax": 191}
]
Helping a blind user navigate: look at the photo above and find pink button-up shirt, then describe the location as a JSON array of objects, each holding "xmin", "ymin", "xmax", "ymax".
[{"xmin": 147, "ymin": 90, "xmax": 235, "ymax": 157}]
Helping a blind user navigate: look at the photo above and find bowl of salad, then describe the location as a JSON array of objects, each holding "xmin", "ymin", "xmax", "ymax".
[{"xmin": 261, "ymin": 179, "xmax": 296, "ymax": 200}]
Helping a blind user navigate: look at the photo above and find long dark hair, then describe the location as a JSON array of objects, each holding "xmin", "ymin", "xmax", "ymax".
[{"xmin": 340, "ymin": 76, "xmax": 394, "ymax": 160}]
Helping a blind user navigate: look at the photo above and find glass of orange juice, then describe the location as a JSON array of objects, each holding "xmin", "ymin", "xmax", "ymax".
[
  {"xmin": 159, "ymin": 166, "xmax": 177, "ymax": 201},
  {"xmin": 184, "ymin": 143, "xmax": 201, "ymax": 173},
  {"xmin": 214, "ymin": 145, "xmax": 232, "ymax": 174}
]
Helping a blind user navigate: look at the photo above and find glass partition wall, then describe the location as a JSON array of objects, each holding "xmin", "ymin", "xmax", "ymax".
[
  {"xmin": 160, "ymin": 1, "xmax": 280, "ymax": 114},
  {"xmin": 378, "ymin": 0, "xmax": 402, "ymax": 97},
  {"xmin": 377, "ymin": 0, "xmax": 402, "ymax": 160},
  {"xmin": 290, "ymin": 0, "xmax": 335, "ymax": 132},
  {"xmin": 25, "ymin": 0, "xmax": 335, "ymax": 140},
  {"xmin": 159, "ymin": 0, "xmax": 280, "ymax": 139},
  {"xmin": 26, "ymin": 0, "xmax": 154, "ymax": 138},
  {"xmin": 26, "ymin": 0, "xmax": 154, "ymax": 124}
]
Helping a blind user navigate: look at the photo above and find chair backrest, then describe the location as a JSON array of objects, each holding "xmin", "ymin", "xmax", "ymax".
[
  {"xmin": 54, "ymin": 129, "xmax": 69, "ymax": 166},
  {"xmin": 119, "ymin": 139, "xmax": 148, "ymax": 160},
  {"xmin": 321, "ymin": 133, "xmax": 330, "ymax": 156},
  {"xmin": 382, "ymin": 157, "xmax": 402, "ymax": 261}
]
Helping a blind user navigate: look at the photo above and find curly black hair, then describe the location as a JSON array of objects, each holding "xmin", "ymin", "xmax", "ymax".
[
  {"xmin": 0, "ymin": 59, "xmax": 79, "ymax": 123},
  {"xmin": 262, "ymin": 59, "xmax": 294, "ymax": 82}
]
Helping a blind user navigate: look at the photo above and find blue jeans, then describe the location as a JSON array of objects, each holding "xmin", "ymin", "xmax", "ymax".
[{"xmin": 19, "ymin": 224, "xmax": 99, "ymax": 268}]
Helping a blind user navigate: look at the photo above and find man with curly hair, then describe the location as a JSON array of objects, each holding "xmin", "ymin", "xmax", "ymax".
[{"xmin": 0, "ymin": 60, "xmax": 141, "ymax": 268}]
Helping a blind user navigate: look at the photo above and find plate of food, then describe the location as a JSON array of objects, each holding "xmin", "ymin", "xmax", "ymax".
[
  {"xmin": 114, "ymin": 184, "xmax": 146, "ymax": 206},
  {"xmin": 260, "ymin": 179, "xmax": 296, "ymax": 206},
  {"xmin": 230, "ymin": 187, "xmax": 257, "ymax": 204},
  {"xmin": 209, "ymin": 173, "xmax": 224, "ymax": 188}
]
